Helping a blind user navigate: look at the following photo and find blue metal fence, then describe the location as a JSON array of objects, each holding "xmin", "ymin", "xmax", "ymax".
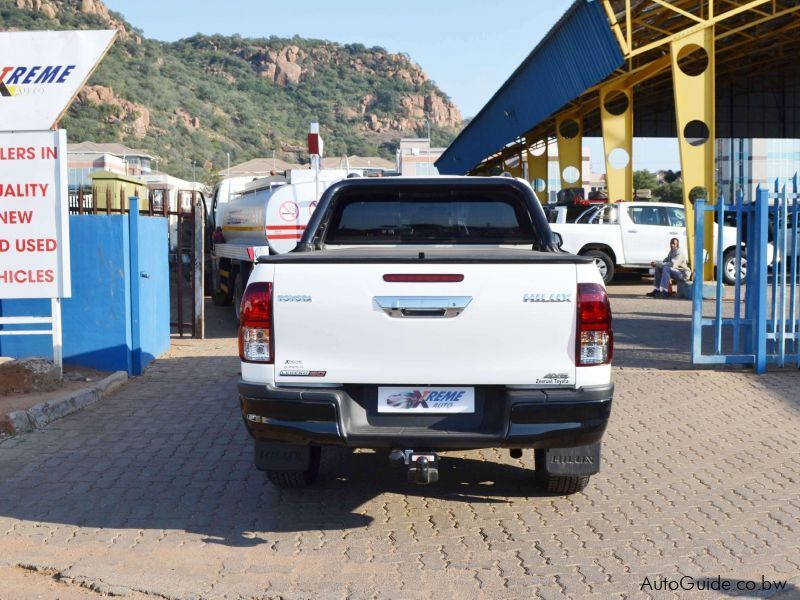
[
  {"xmin": 692, "ymin": 176, "xmax": 800, "ymax": 373},
  {"xmin": 0, "ymin": 203, "xmax": 169, "ymax": 375}
]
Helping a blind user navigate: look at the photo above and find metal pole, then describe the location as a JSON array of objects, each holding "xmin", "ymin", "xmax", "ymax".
[
  {"xmin": 194, "ymin": 194, "xmax": 205, "ymax": 339},
  {"xmin": 778, "ymin": 184, "xmax": 788, "ymax": 365},
  {"xmin": 790, "ymin": 174, "xmax": 799, "ymax": 363},
  {"xmin": 714, "ymin": 195, "xmax": 724, "ymax": 353},
  {"xmin": 128, "ymin": 197, "xmax": 143, "ymax": 375},
  {"xmin": 733, "ymin": 188, "xmax": 743, "ymax": 353},
  {"xmin": 691, "ymin": 198, "xmax": 706, "ymax": 364},
  {"xmin": 176, "ymin": 200, "xmax": 184, "ymax": 338},
  {"xmin": 754, "ymin": 187, "xmax": 769, "ymax": 373},
  {"xmin": 51, "ymin": 298, "xmax": 62, "ymax": 379}
]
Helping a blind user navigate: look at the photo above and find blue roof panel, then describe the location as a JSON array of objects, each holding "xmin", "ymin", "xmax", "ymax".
[{"xmin": 436, "ymin": 0, "xmax": 624, "ymax": 175}]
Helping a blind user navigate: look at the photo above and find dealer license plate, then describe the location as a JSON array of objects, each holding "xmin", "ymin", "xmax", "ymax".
[{"xmin": 377, "ymin": 387, "xmax": 475, "ymax": 414}]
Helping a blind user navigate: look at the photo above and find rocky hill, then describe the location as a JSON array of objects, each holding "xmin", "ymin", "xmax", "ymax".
[{"xmin": 0, "ymin": 0, "xmax": 462, "ymax": 179}]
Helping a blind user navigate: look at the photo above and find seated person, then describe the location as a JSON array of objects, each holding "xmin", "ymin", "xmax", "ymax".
[{"xmin": 646, "ymin": 237, "xmax": 691, "ymax": 298}]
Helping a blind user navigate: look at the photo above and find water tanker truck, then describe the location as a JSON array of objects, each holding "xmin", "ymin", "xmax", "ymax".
[{"xmin": 211, "ymin": 168, "xmax": 360, "ymax": 318}]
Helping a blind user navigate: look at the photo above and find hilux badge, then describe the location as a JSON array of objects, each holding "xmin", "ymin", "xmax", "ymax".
[{"xmin": 523, "ymin": 293, "xmax": 573, "ymax": 303}]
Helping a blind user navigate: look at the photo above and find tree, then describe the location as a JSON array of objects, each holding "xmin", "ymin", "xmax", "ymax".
[
  {"xmin": 661, "ymin": 169, "xmax": 681, "ymax": 184},
  {"xmin": 655, "ymin": 180, "xmax": 683, "ymax": 203},
  {"xmin": 633, "ymin": 169, "xmax": 659, "ymax": 192}
]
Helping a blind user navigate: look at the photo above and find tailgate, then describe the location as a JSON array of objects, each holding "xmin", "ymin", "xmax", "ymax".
[{"xmin": 273, "ymin": 263, "xmax": 577, "ymax": 385}]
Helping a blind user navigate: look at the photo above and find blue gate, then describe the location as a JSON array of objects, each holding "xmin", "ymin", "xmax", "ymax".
[{"xmin": 692, "ymin": 176, "xmax": 800, "ymax": 373}]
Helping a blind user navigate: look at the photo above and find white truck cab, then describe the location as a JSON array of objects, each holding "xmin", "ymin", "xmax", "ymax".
[{"xmin": 551, "ymin": 201, "xmax": 745, "ymax": 284}]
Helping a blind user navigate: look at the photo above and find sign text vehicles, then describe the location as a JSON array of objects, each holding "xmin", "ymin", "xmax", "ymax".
[
  {"xmin": 0, "ymin": 30, "xmax": 115, "ymax": 130},
  {"xmin": 0, "ymin": 130, "xmax": 70, "ymax": 300}
]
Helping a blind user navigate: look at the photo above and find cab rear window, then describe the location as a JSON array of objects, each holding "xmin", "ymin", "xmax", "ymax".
[{"xmin": 324, "ymin": 191, "xmax": 537, "ymax": 245}]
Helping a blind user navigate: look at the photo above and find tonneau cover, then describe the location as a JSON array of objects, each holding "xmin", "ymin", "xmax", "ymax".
[{"xmin": 259, "ymin": 246, "xmax": 592, "ymax": 264}]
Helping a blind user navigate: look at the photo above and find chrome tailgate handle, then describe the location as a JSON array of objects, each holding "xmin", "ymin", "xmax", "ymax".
[{"xmin": 374, "ymin": 296, "xmax": 472, "ymax": 318}]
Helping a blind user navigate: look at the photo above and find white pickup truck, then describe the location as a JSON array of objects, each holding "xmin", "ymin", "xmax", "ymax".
[
  {"xmin": 550, "ymin": 202, "xmax": 744, "ymax": 285},
  {"xmin": 237, "ymin": 177, "xmax": 614, "ymax": 494}
]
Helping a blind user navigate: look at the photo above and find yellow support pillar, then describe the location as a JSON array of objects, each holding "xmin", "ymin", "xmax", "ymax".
[
  {"xmin": 556, "ymin": 112, "xmax": 583, "ymax": 193},
  {"xmin": 600, "ymin": 85, "xmax": 633, "ymax": 202},
  {"xmin": 506, "ymin": 152, "xmax": 523, "ymax": 178},
  {"xmin": 671, "ymin": 27, "xmax": 716, "ymax": 279},
  {"xmin": 526, "ymin": 137, "xmax": 549, "ymax": 205}
]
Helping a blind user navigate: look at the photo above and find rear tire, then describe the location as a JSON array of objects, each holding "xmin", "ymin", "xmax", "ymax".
[
  {"xmin": 534, "ymin": 449, "xmax": 590, "ymax": 494},
  {"xmin": 581, "ymin": 249, "xmax": 615, "ymax": 284},
  {"xmin": 233, "ymin": 272, "xmax": 244, "ymax": 322},
  {"xmin": 722, "ymin": 248, "xmax": 747, "ymax": 286},
  {"xmin": 212, "ymin": 287, "xmax": 231, "ymax": 306},
  {"xmin": 233, "ymin": 265, "xmax": 251, "ymax": 323},
  {"xmin": 265, "ymin": 446, "xmax": 321, "ymax": 489},
  {"xmin": 211, "ymin": 260, "xmax": 233, "ymax": 306}
]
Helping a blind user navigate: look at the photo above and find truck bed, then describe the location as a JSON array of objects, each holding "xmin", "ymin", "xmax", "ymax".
[{"xmin": 258, "ymin": 246, "xmax": 593, "ymax": 264}]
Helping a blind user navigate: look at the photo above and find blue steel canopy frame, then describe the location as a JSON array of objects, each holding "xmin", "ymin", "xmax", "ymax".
[
  {"xmin": 435, "ymin": 0, "xmax": 624, "ymax": 176},
  {"xmin": 438, "ymin": 0, "xmax": 800, "ymax": 177}
]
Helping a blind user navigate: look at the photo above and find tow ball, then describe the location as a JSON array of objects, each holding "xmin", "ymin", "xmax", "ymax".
[{"xmin": 389, "ymin": 449, "xmax": 439, "ymax": 484}]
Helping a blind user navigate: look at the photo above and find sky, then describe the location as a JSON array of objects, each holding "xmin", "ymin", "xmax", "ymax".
[{"xmin": 101, "ymin": 0, "xmax": 680, "ymax": 172}]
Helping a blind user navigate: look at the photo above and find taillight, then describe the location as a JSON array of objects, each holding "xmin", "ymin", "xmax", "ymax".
[
  {"xmin": 576, "ymin": 283, "xmax": 613, "ymax": 366},
  {"xmin": 238, "ymin": 282, "xmax": 273, "ymax": 363}
]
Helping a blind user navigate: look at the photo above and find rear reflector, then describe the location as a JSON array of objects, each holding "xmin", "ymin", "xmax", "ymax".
[
  {"xmin": 239, "ymin": 282, "xmax": 273, "ymax": 363},
  {"xmin": 576, "ymin": 283, "xmax": 613, "ymax": 366},
  {"xmin": 383, "ymin": 274, "xmax": 464, "ymax": 283}
]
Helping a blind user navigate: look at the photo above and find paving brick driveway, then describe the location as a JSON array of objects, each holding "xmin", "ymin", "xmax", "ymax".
[{"xmin": 1, "ymin": 283, "xmax": 799, "ymax": 599}]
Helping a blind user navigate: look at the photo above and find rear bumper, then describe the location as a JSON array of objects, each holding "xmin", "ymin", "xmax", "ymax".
[{"xmin": 239, "ymin": 382, "xmax": 613, "ymax": 450}]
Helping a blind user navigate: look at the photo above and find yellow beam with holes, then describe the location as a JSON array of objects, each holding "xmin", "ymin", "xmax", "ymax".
[
  {"xmin": 502, "ymin": 149, "xmax": 523, "ymax": 178},
  {"xmin": 556, "ymin": 112, "xmax": 584, "ymax": 193},
  {"xmin": 526, "ymin": 137, "xmax": 549, "ymax": 205},
  {"xmin": 671, "ymin": 26, "xmax": 716, "ymax": 280},
  {"xmin": 600, "ymin": 84, "xmax": 633, "ymax": 203},
  {"xmin": 506, "ymin": 160, "xmax": 523, "ymax": 178}
]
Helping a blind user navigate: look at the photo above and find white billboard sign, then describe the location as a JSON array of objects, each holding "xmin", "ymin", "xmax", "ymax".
[
  {"xmin": 0, "ymin": 130, "xmax": 71, "ymax": 299},
  {"xmin": 0, "ymin": 30, "xmax": 116, "ymax": 131}
]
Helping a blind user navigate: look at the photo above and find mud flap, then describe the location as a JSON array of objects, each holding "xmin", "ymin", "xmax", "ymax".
[
  {"xmin": 541, "ymin": 442, "xmax": 601, "ymax": 476},
  {"xmin": 254, "ymin": 440, "xmax": 311, "ymax": 472}
]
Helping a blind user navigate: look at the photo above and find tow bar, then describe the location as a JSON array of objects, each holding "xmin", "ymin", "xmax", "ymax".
[{"xmin": 389, "ymin": 449, "xmax": 439, "ymax": 484}]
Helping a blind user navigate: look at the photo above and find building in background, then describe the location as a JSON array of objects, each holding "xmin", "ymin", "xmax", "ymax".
[
  {"xmin": 223, "ymin": 157, "xmax": 302, "ymax": 177},
  {"xmin": 68, "ymin": 141, "xmax": 155, "ymax": 190},
  {"xmin": 503, "ymin": 144, "xmax": 605, "ymax": 202},
  {"xmin": 396, "ymin": 138, "xmax": 443, "ymax": 176},
  {"xmin": 543, "ymin": 146, "xmax": 605, "ymax": 203},
  {"xmin": 716, "ymin": 138, "xmax": 800, "ymax": 203},
  {"xmin": 322, "ymin": 156, "xmax": 394, "ymax": 176},
  {"xmin": 224, "ymin": 156, "xmax": 394, "ymax": 178}
]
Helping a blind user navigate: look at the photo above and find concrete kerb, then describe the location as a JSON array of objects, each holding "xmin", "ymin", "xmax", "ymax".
[{"xmin": 1, "ymin": 371, "xmax": 128, "ymax": 436}]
